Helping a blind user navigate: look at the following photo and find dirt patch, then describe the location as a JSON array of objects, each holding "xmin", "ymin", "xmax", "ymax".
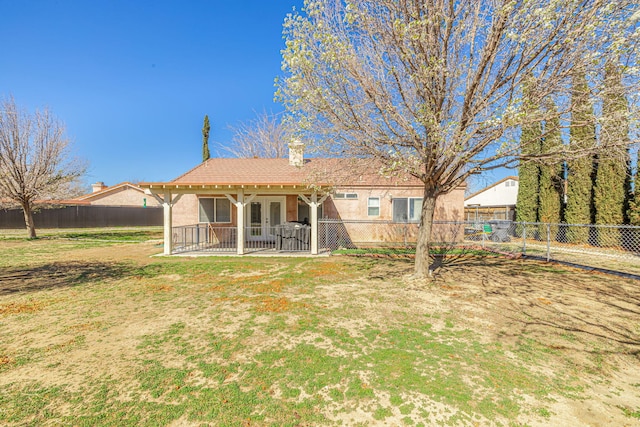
[{"xmin": 0, "ymin": 300, "xmax": 45, "ymax": 315}]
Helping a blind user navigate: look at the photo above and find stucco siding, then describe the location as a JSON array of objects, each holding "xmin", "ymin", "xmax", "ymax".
[
  {"xmin": 323, "ymin": 186, "xmax": 464, "ymax": 222},
  {"xmin": 172, "ymin": 194, "xmax": 199, "ymax": 227},
  {"xmin": 170, "ymin": 186, "xmax": 465, "ymax": 233},
  {"xmin": 86, "ymin": 187, "xmax": 159, "ymax": 207}
]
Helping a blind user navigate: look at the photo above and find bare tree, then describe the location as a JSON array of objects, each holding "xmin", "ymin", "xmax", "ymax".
[
  {"xmin": 228, "ymin": 110, "xmax": 290, "ymax": 158},
  {"xmin": 279, "ymin": 0, "xmax": 639, "ymax": 278},
  {"xmin": 0, "ymin": 97, "xmax": 86, "ymax": 238}
]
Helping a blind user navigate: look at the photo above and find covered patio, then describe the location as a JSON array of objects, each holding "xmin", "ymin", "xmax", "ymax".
[
  {"xmin": 140, "ymin": 183, "xmax": 329, "ymax": 256},
  {"xmin": 137, "ymin": 144, "xmax": 457, "ymax": 256}
]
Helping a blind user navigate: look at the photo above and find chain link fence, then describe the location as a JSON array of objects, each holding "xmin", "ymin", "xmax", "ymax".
[{"xmin": 319, "ymin": 219, "xmax": 640, "ymax": 276}]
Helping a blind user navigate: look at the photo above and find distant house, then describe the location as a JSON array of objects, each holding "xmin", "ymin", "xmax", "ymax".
[
  {"xmin": 75, "ymin": 182, "xmax": 161, "ymax": 208},
  {"xmin": 464, "ymin": 176, "xmax": 519, "ymax": 221},
  {"xmin": 140, "ymin": 144, "xmax": 465, "ymax": 255}
]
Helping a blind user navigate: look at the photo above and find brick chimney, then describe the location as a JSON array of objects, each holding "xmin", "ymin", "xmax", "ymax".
[
  {"xmin": 92, "ymin": 182, "xmax": 107, "ymax": 193},
  {"xmin": 288, "ymin": 140, "xmax": 304, "ymax": 167}
]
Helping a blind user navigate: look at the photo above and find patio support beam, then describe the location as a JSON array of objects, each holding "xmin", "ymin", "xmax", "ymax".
[
  {"xmin": 161, "ymin": 191, "xmax": 178, "ymax": 255},
  {"xmin": 236, "ymin": 190, "xmax": 245, "ymax": 255},
  {"xmin": 311, "ymin": 192, "xmax": 318, "ymax": 255},
  {"xmin": 300, "ymin": 192, "xmax": 328, "ymax": 255},
  {"xmin": 226, "ymin": 192, "xmax": 257, "ymax": 255}
]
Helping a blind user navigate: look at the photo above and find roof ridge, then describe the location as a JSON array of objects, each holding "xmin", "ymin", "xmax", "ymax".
[
  {"xmin": 76, "ymin": 182, "xmax": 143, "ymax": 200},
  {"xmin": 464, "ymin": 176, "xmax": 518, "ymax": 201},
  {"xmin": 170, "ymin": 159, "xmax": 213, "ymax": 182}
]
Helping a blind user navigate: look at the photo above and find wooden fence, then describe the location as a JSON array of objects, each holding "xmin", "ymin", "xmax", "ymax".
[{"xmin": 0, "ymin": 205, "xmax": 163, "ymax": 229}]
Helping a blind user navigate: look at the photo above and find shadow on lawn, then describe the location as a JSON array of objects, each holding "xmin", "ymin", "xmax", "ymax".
[
  {"xmin": 0, "ymin": 261, "xmax": 133, "ymax": 296},
  {"xmin": 450, "ymin": 257, "xmax": 640, "ymax": 356}
]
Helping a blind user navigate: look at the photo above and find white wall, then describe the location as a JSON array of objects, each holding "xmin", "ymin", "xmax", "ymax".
[{"xmin": 464, "ymin": 179, "xmax": 518, "ymax": 207}]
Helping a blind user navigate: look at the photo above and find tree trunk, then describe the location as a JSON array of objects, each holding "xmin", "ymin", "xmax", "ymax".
[
  {"xmin": 21, "ymin": 201, "xmax": 37, "ymax": 239},
  {"xmin": 414, "ymin": 187, "xmax": 438, "ymax": 279}
]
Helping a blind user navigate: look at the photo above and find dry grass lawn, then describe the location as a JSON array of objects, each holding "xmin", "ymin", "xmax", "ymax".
[{"xmin": 0, "ymin": 230, "xmax": 639, "ymax": 426}]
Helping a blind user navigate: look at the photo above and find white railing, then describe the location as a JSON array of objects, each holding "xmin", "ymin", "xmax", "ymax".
[{"xmin": 172, "ymin": 223, "xmax": 311, "ymax": 254}]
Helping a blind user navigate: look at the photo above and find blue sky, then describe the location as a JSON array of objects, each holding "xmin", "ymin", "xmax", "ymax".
[{"xmin": 1, "ymin": 0, "xmax": 304, "ymax": 189}]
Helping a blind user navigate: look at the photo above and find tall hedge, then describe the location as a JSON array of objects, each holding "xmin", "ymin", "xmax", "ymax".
[
  {"xmin": 537, "ymin": 101, "xmax": 563, "ymax": 238},
  {"xmin": 629, "ymin": 150, "xmax": 640, "ymax": 226},
  {"xmin": 594, "ymin": 63, "xmax": 630, "ymax": 227},
  {"xmin": 516, "ymin": 80, "xmax": 541, "ymax": 229},
  {"xmin": 565, "ymin": 71, "xmax": 596, "ymax": 243}
]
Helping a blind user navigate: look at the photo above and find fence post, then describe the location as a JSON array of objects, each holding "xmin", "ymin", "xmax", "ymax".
[
  {"xmin": 546, "ymin": 223, "xmax": 551, "ymax": 262},
  {"xmin": 404, "ymin": 223, "xmax": 408, "ymax": 247},
  {"xmin": 522, "ymin": 222, "xmax": 526, "ymax": 255},
  {"xmin": 482, "ymin": 222, "xmax": 486, "ymax": 248},
  {"xmin": 324, "ymin": 221, "xmax": 328, "ymax": 250}
]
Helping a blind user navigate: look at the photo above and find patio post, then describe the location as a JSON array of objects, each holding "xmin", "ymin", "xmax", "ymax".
[
  {"xmin": 311, "ymin": 191, "xmax": 318, "ymax": 255},
  {"xmin": 163, "ymin": 191, "xmax": 173, "ymax": 255},
  {"xmin": 236, "ymin": 189, "xmax": 245, "ymax": 255}
]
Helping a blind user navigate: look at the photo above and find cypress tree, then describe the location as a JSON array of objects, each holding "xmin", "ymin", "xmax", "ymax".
[
  {"xmin": 627, "ymin": 152, "xmax": 640, "ymax": 254},
  {"xmin": 594, "ymin": 62, "xmax": 630, "ymax": 246},
  {"xmin": 537, "ymin": 100, "xmax": 563, "ymax": 239},
  {"xmin": 629, "ymin": 150, "xmax": 640, "ymax": 226},
  {"xmin": 202, "ymin": 115, "xmax": 211, "ymax": 162},
  {"xmin": 593, "ymin": 61, "xmax": 630, "ymax": 225},
  {"xmin": 516, "ymin": 79, "xmax": 542, "ymax": 230},
  {"xmin": 565, "ymin": 71, "xmax": 596, "ymax": 243}
]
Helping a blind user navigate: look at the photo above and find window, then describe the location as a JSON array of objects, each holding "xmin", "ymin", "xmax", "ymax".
[
  {"xmin": 393, "ymin": 198, "xmax": 422, "ymax": 223},
  {"xmin": 334, "ymin": 192, "xmax": 358, "ymax": 200},
  {"xmin": 199, "ymin": 197, "xmax": 231, "ymax": 223},
  {"xmin": 367, "ymin": 197, "xmax": 380, "ymax": 216}
]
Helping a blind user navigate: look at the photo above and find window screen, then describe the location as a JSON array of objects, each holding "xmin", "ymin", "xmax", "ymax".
[
  {"xmin": 393, "ymin": 198, "xmax": 422, "ymax": 222},
  {"xmin": 409, "ymin": 198, "xmax": 422, "ymax": 222},
  {"xmin": 199, "ymin": 198, "xmax": 231, "ymax": 223},
  {"xmin": 198, "ymin": 198, "xmax": 215, "ymax": 223},
  {"xmin": 393, "ymin": 198, "xmax": 408, "ymax": 222},
  {"xmin": 215, "ymin": 198, "xmax": 231, "ymax": 223}
]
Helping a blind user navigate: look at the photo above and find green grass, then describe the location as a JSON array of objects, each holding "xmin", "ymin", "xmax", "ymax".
[
  {"xmin": 0, "ymin": 226, "xmax": 162, "ymax": 241},
  {"xmin": 0, "ymin": 237, "xmax": 636, "ymax": 426},
  {"xmin": 619, "ymin": 406, "xmax": 640, "ymax": 419}
]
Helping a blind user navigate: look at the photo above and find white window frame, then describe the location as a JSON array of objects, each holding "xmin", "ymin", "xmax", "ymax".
[
  {"xmin": 334, "ymin": 192, "xmax": 358, "ymax": 200},
  {"xmin": 367, "ymin": 197, "xmax": 380, "ymax": 217},
  {"xmin": 199, "ymin": 197, "xmax": 232, "ymax": 224}
]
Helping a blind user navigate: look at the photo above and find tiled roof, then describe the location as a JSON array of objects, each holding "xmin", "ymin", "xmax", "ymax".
[
  {"xmin": 152, "ymin": 158, "xmax": 425, "ymax": 188},
  {"xmin": 76, "ymin": 182, "xmax": 144, "ymax": 201}
]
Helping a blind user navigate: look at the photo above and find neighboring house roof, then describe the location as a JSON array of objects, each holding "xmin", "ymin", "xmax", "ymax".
[
  {"xmin": 0, "ymin": 197, "xmax": 90, "ymax": 207},
  {"xmin": 143, "ymin": 158, "xmax": 426, "ymax": 189},
  {"xmin": 75, "ymin": 182, "xmax": 145, "ymax": 201},
  {"xmin": 464, "ymin": 176, "xmax": 519, "ymax": 207}
]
